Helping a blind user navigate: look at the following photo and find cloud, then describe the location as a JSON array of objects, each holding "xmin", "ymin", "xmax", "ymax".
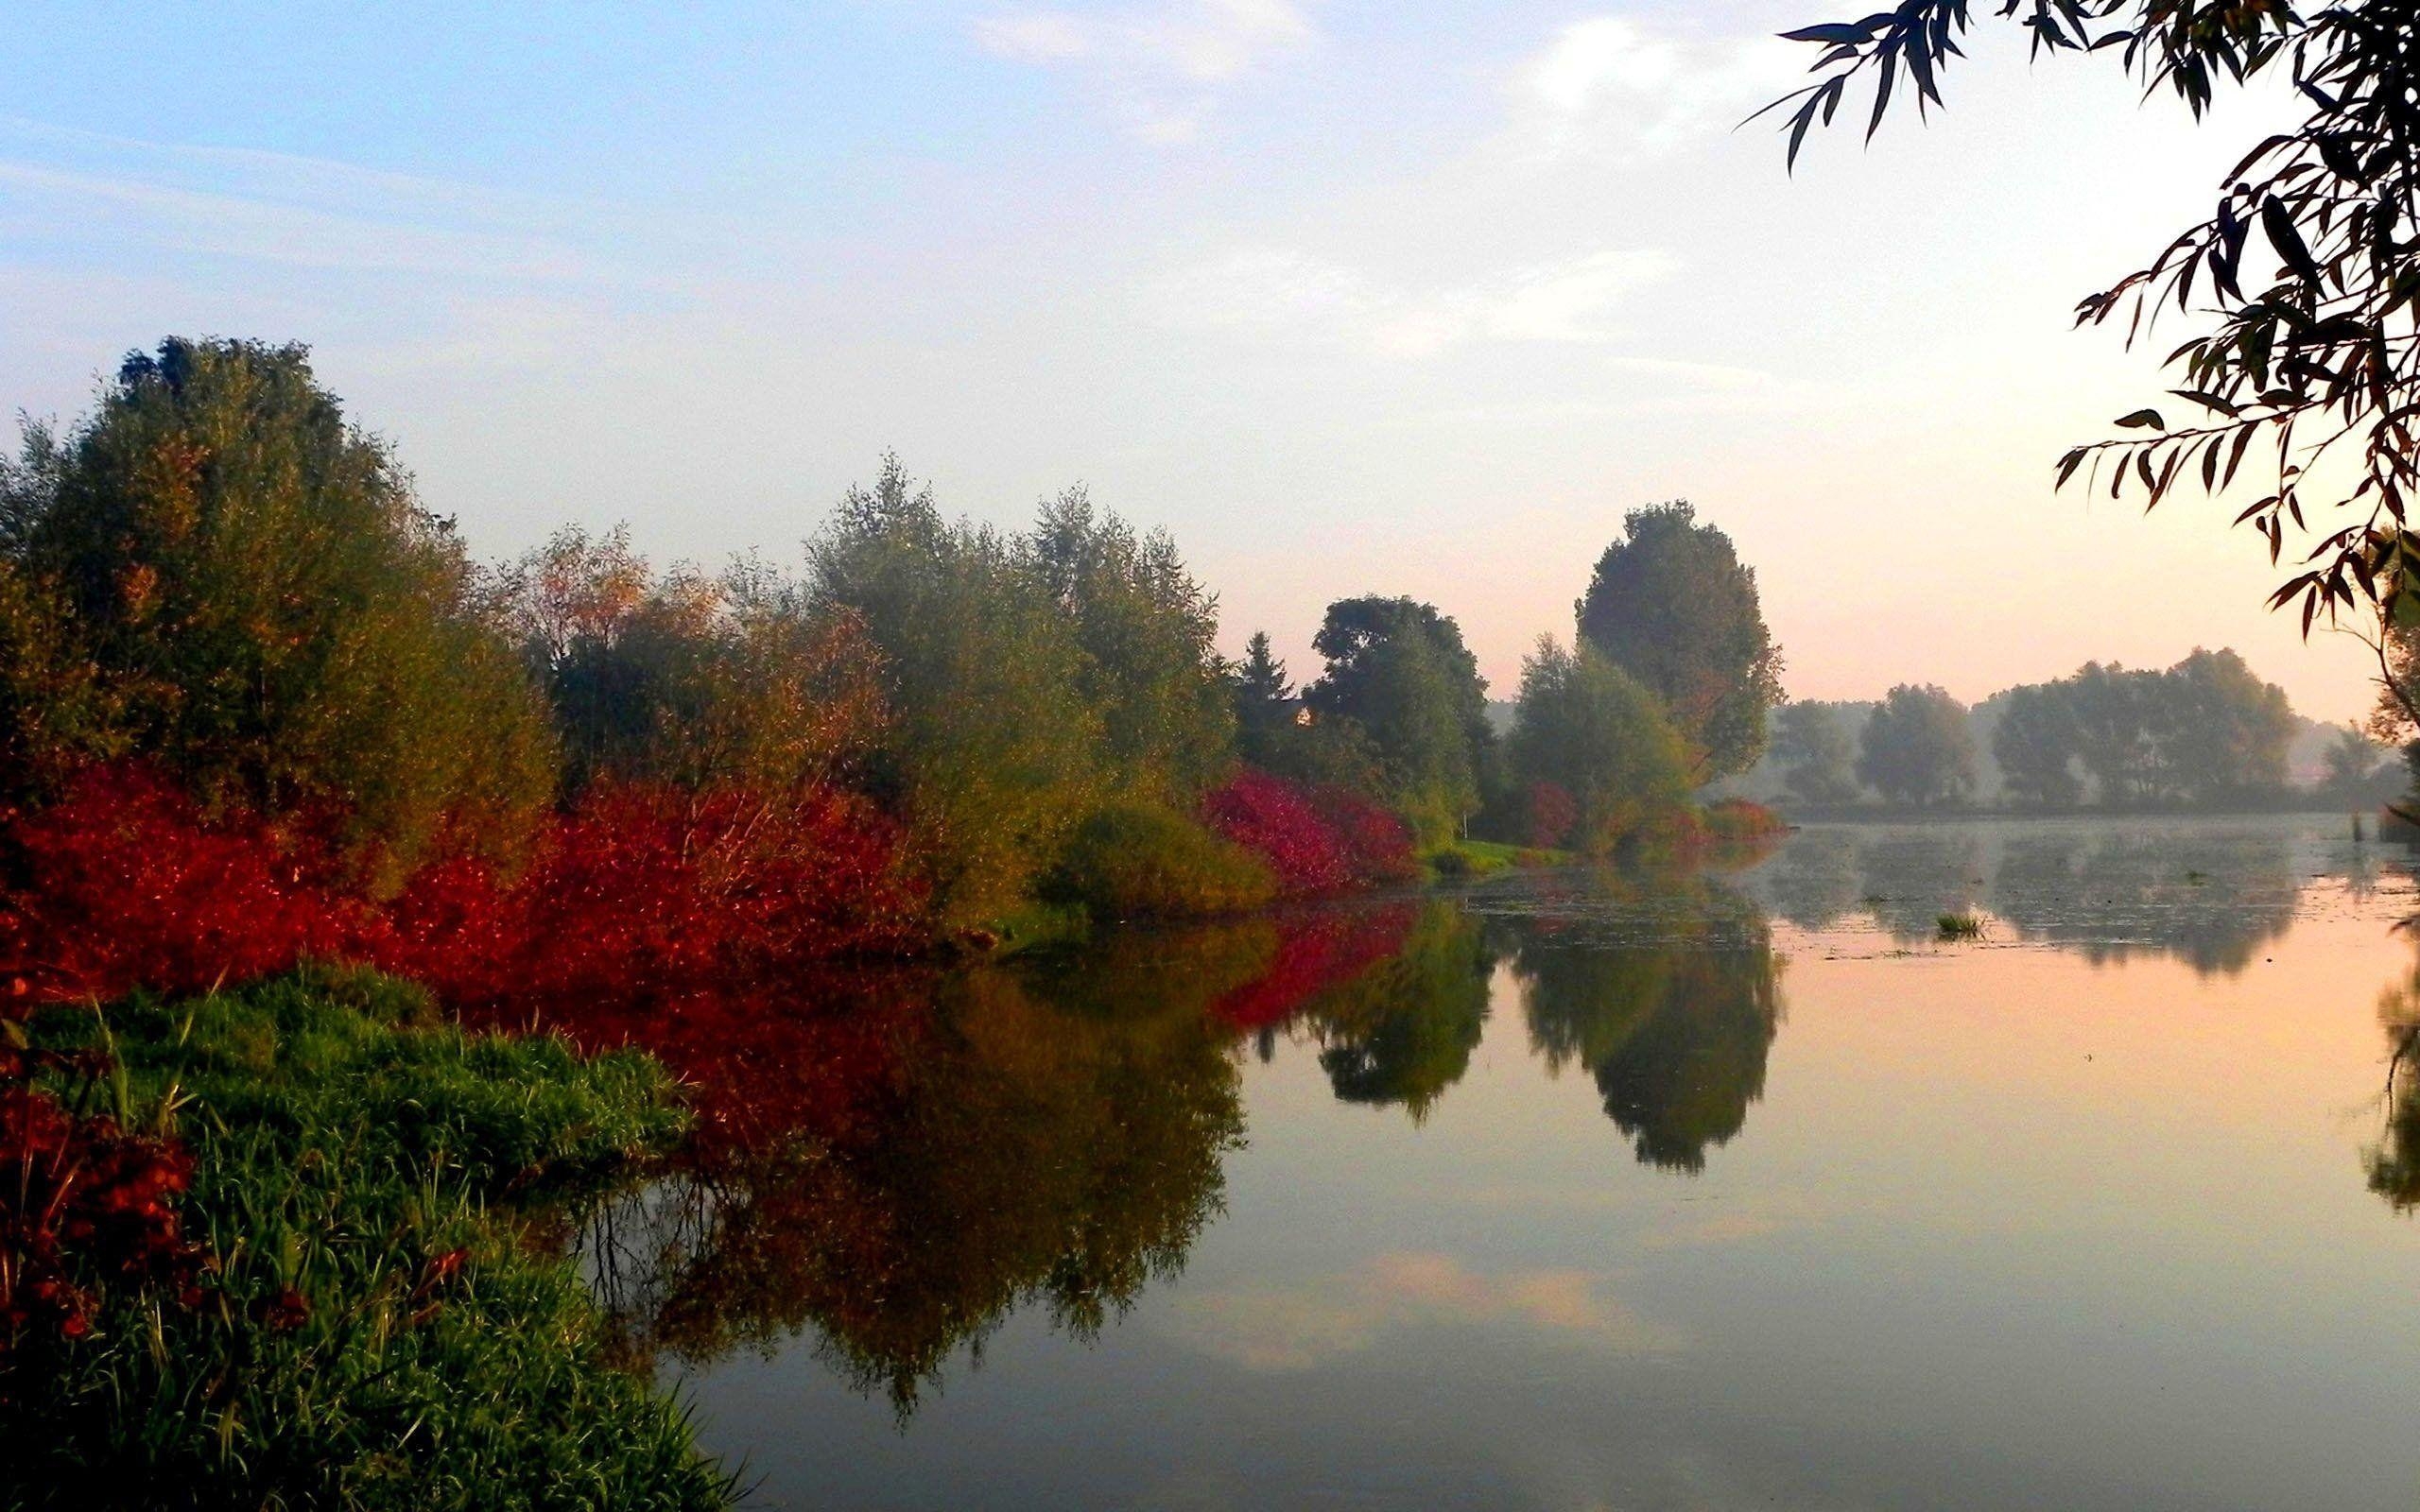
[
  {"xmin": 1164, "ymin": 1251, "xmax": 1682, "ymax": 1371},
  {"xmin": 1512, "ymin": 15, "xmax": 1806, "ymax": 161},
  {"xmin": 973, "ymin": 0, "xmax": 1315, "ymax": 141},
  {"xmin": 1144, "ymin": 244, "xmax": 1678, "ymax": 358}
]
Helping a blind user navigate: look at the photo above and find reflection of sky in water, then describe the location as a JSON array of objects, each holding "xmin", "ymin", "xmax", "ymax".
[{"xmin": 640, "ymin": 816, "xmax": 2420, "ymax": 1511}]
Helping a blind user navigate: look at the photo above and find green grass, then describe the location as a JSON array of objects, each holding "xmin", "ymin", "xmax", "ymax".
[
  {"xmin": 9, "ymin": 964, "xmax": 733, "ymax": 1510},
  {"xmin": 1936, "ymin": 912, "xmax": 1986, "ymax": 940},
  {"xmin": 1426, "ymin": 839, "xmax": 1565, "ymax": 880}
]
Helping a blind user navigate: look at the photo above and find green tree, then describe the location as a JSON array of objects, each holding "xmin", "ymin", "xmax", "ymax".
[
  {"xmin": 2143, "ymin": 646, "xmax": 2296, "ymax": 803},
  {"xmin": 1772, "ymin": 700, "xmax": 1860, "ymax": 805},
  {"xmin": 1991, "ymin": 681, "xmax": 2084, "ymax": 808},
  {"xmin": 1856, "ymin": 683, "xmax": 1977, "ymax": 808},
  {"xmin": 1023, "ymin": 489, "xmax": 1234, "ymax": 803},
  {"xmin": 808, "ymin": 456, "xmax": 1103, "ymax": 927},
  {"xmin": 1576, "ymin": 502, "xmax": 1784, "ymax": 785},
  {"xmin": 1507, "ymin": 636, "xmax": 1692, "ymax": 855},
  {"xmin": 0, "ymin": 338, "xmax": 555, "ymax": 885},
  {"xmin": 1768, "ymin": 4, "xmax": 2420, "ymax": 679},
  {"xmin": 1305, "ymin": 596, "xmax": 1493, "ymax": 842},
  {"xmin": 1229, "ymin": 629, "xmax": 1296, "ymax": 767}
]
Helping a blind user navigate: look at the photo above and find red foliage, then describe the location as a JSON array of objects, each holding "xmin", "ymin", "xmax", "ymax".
[
  {"xmin": 1210, "ymin": 903, "xmax": 1417, "ymax": 1031},
  {"xmin": 1702, "ymin": 799, "xmax": 1788, "ymax": 842},
  {"xmin": 1201, "ymin": 770, "xmax": 1416, "ymax": 898},
  {"xmin": 0, "ymin": 765, "xmax": 375, "ymax": 1002},
  {"xmin": 0, "ymin": 764, "xmax": 929, "ymax": 1009},
  {"xmin": 1523, "ymin": 781, "xmax": 1580, "ymax": 850},
  {"xmin": 0, "ymin": 1038, "xmax": 203, "ymax": 1371}
]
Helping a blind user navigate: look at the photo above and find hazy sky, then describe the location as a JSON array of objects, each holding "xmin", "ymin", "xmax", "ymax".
[{"xmin": 0, "ymin": 1, "xmax": 2377, "ymax": 720}]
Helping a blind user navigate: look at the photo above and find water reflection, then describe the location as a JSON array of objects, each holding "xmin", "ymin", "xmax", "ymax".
[
  {"xmin": 580, "ymin": 956, "xmax": 1246, "ymax": 1414},
  {"xmin": 1741, "ymin": 819, "xmax": 2308, "ymax": 974},
  {"xmin": 2365, "ymin": 949, "xmax": 2420, "ymax": 1211},
  {"xmin": 542, "ymin": 817, "xmax": 2411, "ymax": 1433},
  {"xmin": 1498, "ymin": 881, "xmax": 1784, "ymax": 1173}
]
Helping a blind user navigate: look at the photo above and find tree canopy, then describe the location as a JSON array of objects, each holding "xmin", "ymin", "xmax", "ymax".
[
  {"xmin": 1772, "ymin": 701, "xmax": 1861, "ymax": 805},
  {"xmin": 1857, "ymin": 684, "xmax": 1978, "ymax": 807},
  {"xmin": 1305, "ymin": 595, "xmax": 1493, "ymax": 842},
  {"xmin": 1507, "ymin": 636, "xmax": 1692, "ymax": 854},
  {"xmin": 1576, "ymin": 502, "xmax": 1784, "ymax": 785},
  {"xmin": 0, "ymin": 338, "xmax": 555, "ymax": 885}
]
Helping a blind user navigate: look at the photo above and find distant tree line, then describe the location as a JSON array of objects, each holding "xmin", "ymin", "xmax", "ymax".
[{"xmin": 1752, "ymin": 651, "xmax": 2397, "ymax": 815}]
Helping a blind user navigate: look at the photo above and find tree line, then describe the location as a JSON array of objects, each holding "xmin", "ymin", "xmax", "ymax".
[
  {"xmin": 0, "ymin": 338, "xmax": 1791, "ymax": 999},
  {"xmin": 1757, "ymin": 652, "xmax": 2398, "ymax": 814}
]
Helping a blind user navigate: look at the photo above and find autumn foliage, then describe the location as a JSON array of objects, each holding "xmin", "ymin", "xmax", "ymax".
[
  {"xmin": 0, "ymin": 764, "xmax": 925, "ymax": 1008},
  {"xmin": 1200, "ymin": 770, "xmax": 1416, "ymax": 898},
  {"xmin": 0, "ymin": 1035, "xmax": 201, "ymax": 1374}
]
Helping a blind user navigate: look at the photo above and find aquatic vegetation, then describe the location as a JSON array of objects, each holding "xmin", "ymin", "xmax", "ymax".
[{"xmin": 1936, "ymin": 912, "xmax": 1986, "ymax": 940}]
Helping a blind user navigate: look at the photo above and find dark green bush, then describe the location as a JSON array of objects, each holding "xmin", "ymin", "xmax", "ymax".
[
  {"xmin": 7, "ymin": 965, "xmax": 730, "ymax": 1510},
  {"xmin": 1048, "ymin": 803, "xmax": 1277, "ymax": 921}
]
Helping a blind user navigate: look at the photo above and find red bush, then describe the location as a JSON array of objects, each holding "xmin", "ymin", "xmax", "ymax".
[
  {"xmin": 0, "ymin": 765, "xmax": 376, "ymax": 1003},
  {"xmin": 0, "ymin": 1037, "xmax": 202, "ymax": 1374},
  {"xmin": 1201, "ymin": 771, "xmax": 1416, "ymax": 898},
  {"xmin": 0, "ymin": 765, "xmax": 928, "ymax": 1010},
  {"xmin": 1523, "ymin": 781, "xmax": 1579, "ymax": 850}
]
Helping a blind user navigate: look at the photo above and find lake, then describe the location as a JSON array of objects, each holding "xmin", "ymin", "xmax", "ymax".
[{"xmin": 577, "ymin": 815, "xmax": 2420, "ymax": 1510}]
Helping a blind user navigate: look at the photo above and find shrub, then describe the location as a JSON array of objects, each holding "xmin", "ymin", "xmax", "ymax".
[
  {"xmin": 0, "ymin": 763, "xmax": 928, "ymax": 1009},
  {"xmin": 1201, "ymin": 770, "xmax": 1417, "ymax": 897},
  {"xmin": 1507, "ymin": 638, "xmax": 1692, "ymax": 856},
  {"xmin": 1703, "ymin": 798, "xmax": 1788, "ymax": 843},
  {"xmin": 0, "ymin": 1033, "xmax": 200, "ymax": 1376},
  {"xmin": 1522, "ymin": 780, "xmax": 1581, "ymax": 850},
  {"xmin": 0, "ymin": 764, "xmax": 374, "ymax": 1002},
  {"xmin": 1047, "ymin": 803, "xmax": 1276, "ymax": 921},
  {"xmin": 5, "ymin": 967, "xmax": 727, "ymax": 1509}
]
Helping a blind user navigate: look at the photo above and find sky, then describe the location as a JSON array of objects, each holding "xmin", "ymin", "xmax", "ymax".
[{"xmin": 0, "ymin": 1, "xmax": 2381, "ymax": 721}]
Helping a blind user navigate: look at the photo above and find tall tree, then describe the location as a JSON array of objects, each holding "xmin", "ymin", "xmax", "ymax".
[
  {"xmin": 1229, "ymin": 629, "xmax": 1297, "ymax": 769},
  {"xmin": 1772, "ymin": 701, "xmax": 1861, "ymax": 805},
  {"xmin": 1023, "ymin": 488, "xmax": 1234, "ymax": 803},
  {"xmin": 1991, "ymin": 682, "xmax": 2084, "ymax": 808},
  {"xmin": 1767, "ymin": 3, "xmax": 2420, "ymax": 698},
  {"xmin": 1856, "ymin": 684, "xmax": 1977, "ymax": 808},
  {"xmin": 2145, "ymin": 646, "xmax": 2297, "ymax": 802},
  {"xmin": 1576, "ymin": 502, "xmax": 1784, "ymax": 785},
  {"xmin": 1305, "ymin": 596, "xmax": 1493, "ymax": 842},
  {"xmin": 808, "ymin": 456, "xmax": 1104, "ymax": 927},
  {"xmin": 0, "ymin": 338, "xmax": 555, "ymax": 885}
]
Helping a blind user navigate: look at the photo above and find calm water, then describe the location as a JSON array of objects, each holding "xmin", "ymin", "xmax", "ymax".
[{"xmin": 579, "ymin": 816, "xmax": 2420, "ymax": 1510}]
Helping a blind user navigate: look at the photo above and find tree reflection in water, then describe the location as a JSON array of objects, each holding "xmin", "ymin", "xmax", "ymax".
[
  {"xmin": 1739, "ymin": 822, "xmax": 2303, "ymax": 976},
  {"xmin": 1495, "ymin": 874, "xmax": 1785, "ymax": 1173}
]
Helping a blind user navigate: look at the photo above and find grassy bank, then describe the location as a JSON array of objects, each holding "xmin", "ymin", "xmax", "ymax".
[{"xmin": 4, "ymin": 966, "xmax": 732, "ymax": 1510}]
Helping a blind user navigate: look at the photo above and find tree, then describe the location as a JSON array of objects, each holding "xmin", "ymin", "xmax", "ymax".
[
  {"xmin": 1856, "ymin": 684, "xmax": 1977, "ymax": 807},
  {"xmin": 808, "ymin": 456, "xmax": 1104, "ymax": 927},
  {"xmin": 1576, "ymin": 502, "xmax": 1784, "ymax": 785},
  {"xmin": 1023, "ymin": 489, "xmax": 1234, "ymax": 803},
  {"xmin": 1507, "ymin": 636, "xmax": 1692, "ymax": 854},
  {"xmin": 1767, "ymin": 4, "xmax": 2420, "ymax": 683},
  {"xmin": 2320, "ymin": 722, "xmax": 2394, "ymax": 805},
  {"xmin": 1772, "ymin": 701, "xmax": 1860, "ymax": 805},
  {"xmin": 1305, "ymin": 596, "xmax": 1493, "ymax": 842},
  {"xmin": 496, "ymin": 527, "xmax": 888, "ymax": 797},
  {"xmin": 0, "ymin": 338, "xmax": 555, "ymax": 886},
  {"xmin": 1991, "ymin": 682, "xmax": 2084, "ymax": 808},
  {"xmin": 2144, "ymin": 646, "xmax": 2296, "ymax": 802}
]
